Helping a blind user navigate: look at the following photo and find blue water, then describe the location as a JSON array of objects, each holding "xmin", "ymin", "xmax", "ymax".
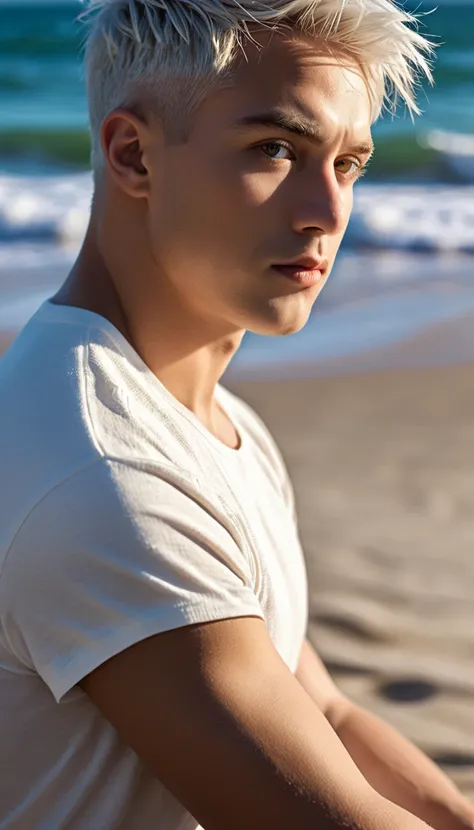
[{"xmin": 0, "ymin": 0, "xmax": 473, "ymax": 374}]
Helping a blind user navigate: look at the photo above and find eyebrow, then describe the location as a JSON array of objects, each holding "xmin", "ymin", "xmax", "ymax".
[{"xmin": 234, "ymin": 109, "xmax": 375, "ymax": 157}]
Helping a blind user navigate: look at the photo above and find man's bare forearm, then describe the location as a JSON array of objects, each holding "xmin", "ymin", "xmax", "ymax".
[{"xmin": 326, "ymin": 698, "xmax": 473, "ymax": 830}]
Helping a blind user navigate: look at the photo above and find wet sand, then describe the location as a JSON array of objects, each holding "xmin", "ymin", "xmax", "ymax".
[{"xmin": 229, "ymin": 364, "xmax": 474, "ymax": 799}]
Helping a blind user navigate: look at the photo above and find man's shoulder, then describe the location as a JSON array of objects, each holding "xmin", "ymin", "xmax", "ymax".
[
  {"xmin": 0, "ymin": 301, "xmax": 183, "ymax": 470},
  {"xmin": 0, "ymin": 305, "xmax": 170, "ymax": 562},
  {"xmin": 0, "ymin": 304, "xmax": 104, "ymax": 491}
]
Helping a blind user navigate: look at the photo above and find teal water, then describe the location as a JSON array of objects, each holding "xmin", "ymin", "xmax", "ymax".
[
  {"xmin": 0, "ymin": 0, "xmax": 473, "ymax": 178},
  {"xmin": 0, "ymin": 1, "xmax": 473, "ymax": 372}
]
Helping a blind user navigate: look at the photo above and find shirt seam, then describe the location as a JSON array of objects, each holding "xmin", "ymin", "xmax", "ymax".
[
  {"xmin": 82, "ymin": 326, "xmax": 105, "ymax": 457},
  {"xmin": 1, "ymin": 328, "xmax": 107, "ymax": 585},
  {"xmin": 1, "ymin": 323, "xmax": 111, "ymax": 582},
  {"xmin": 49, "ymin": 594, "xmax": 265, "ymax": 701},
  {"xmin": 0, "ymin": 453, "xmax": 244, "ymax": 589},
  {"xmin": 81, "ymin": 318, "xmax": 245, "ymax": 459}
]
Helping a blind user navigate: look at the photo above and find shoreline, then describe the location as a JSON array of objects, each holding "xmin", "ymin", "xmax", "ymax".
[
  {"xmin": 3, "ymin": 250, "xmax": 474, "ymax": 377},
  {"xmin": 225, "ymin": 304, "xmax": 474, "ymax": 382}
]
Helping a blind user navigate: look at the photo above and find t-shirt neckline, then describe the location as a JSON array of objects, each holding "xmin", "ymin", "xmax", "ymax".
[{"xmin": 38, "ymin": 300, "xmax": 245, "ymax": 458}]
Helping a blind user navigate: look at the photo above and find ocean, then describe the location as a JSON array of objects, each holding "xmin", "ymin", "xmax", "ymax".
[{"xmin": 0, "ymin": 0, "xmax": 473, "ymax": 372}]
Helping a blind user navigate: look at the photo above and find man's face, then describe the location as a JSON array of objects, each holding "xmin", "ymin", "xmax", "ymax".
[{"xmin": 146, "ymin": 31, "xmax": 373, "ymax": 337}]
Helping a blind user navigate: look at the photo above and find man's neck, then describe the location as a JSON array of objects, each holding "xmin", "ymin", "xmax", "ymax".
[{"xmin": 52, "ymin": 232, "xmax": 245, "ymax": 433}]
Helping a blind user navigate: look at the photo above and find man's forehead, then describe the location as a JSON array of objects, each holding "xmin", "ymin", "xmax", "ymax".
[
  {"xmin": 234, "ymin": 26, "xmax": 366, "ymax": 85},
  {"xmin": 214, "ymin": 32, "xmax": 373, "ymax": 145}
]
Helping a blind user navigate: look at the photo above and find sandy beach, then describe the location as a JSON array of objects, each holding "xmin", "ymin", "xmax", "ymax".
[{"xmin": 229, "ymin": 364, "xmax": 474, "ymax": 800}]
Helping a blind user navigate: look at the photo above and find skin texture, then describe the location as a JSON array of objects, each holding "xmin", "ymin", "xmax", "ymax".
[{"xmin": 57, "ymin": 25, "xmax": 467, "ymax": 830}]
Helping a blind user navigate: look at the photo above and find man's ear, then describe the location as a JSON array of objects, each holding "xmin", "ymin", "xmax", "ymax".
[{"xmin": 100, "ymin": 107, "xmax": 159, "ymax": 198}]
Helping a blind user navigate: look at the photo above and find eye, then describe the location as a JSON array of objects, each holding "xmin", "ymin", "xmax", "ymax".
[
  {"xmin": 259, "ymin": 141, "xmax": 295, "ymax": 161},
  {"xmin": 335, "ymin": 157, "xmax": 363, "ymax": 178}
]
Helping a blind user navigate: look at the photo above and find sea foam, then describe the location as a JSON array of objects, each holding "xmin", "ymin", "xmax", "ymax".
[{"xmin": 1, "ymin": 172, "xmax": 473, "ymax": 252}]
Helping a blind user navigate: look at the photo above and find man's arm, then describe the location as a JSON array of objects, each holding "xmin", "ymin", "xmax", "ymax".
[
  {"xmin": 296, "ymin": 638, "xmax": 474, "ymax": 830},
  {"xmin": 81, "ymin": 617, "xmax": 432, "ymax": 830}
]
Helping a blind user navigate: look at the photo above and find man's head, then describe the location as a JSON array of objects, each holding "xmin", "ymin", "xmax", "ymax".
[{"xmin": 82, "ymin": 0, "xmax": 433, "ymax": 339}]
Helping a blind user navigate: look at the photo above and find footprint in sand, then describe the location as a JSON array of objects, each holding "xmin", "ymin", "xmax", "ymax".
[
  {"xmin": 379, "ymin": 678, "xmax": 438, "ymax": 703},
  {"xmin": 431, "ymin": 752, "xmax": 474, "ymax": 767}
]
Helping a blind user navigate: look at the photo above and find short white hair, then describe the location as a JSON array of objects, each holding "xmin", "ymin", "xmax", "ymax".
[{"xmin": 80, "ymin": 0, "xmax": 435, "ymax": 174}]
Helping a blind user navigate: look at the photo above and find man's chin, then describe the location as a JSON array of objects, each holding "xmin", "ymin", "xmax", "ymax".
[{"xmin": 245, "ymin": 302, "xmax": 313, "ymax": 337}]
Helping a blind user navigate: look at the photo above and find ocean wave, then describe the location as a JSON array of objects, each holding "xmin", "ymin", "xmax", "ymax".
[
  {"xmin": 0, "ymin": 127, "xmax": 443, "ymax": 179},
  {"xmin": 0, "ymin": 128, "xmax": 91, "ymax": 167},
  {"xmin": 3, "ymin": 126, "xmax": 474, "ymax": 184},
  {"xmin": 1, "ymin": 171, "xmax": 473, "ymax": 253},
  {"xmin": 346, "ymin": 185, "xmax": 474, "ymax": 253},
  {"xmin": 0, "ymin": 172, "xmax": 91, "ymax": 244}
]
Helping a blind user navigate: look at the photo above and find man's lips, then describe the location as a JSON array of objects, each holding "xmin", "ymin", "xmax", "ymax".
[{"xmin": 271, "ymin": 258, "xmax": 328, "ymax": 287}]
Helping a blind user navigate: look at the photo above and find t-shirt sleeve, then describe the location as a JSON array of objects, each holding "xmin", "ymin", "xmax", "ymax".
[{"xmin": 1, "ymin": 458, "xmax": 264, "ymax": 702}]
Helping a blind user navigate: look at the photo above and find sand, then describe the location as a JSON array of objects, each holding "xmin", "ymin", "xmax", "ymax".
[{"xmin": 228, "ymin": 365, "xmax": 474, "ymax": 800}]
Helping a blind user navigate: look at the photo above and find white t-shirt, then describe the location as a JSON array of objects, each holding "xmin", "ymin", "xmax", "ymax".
[{"xmin": 0, "ymin": 301, "xmax": 308, "ymax": 830}]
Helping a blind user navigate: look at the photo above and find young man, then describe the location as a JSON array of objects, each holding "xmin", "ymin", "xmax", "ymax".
[{"xmin": 0, "ymin": 0, "xmax": 472, "ymax": 828}]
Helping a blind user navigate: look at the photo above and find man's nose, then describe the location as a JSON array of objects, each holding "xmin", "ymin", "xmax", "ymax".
[{"xmin": 290, "ymin": 166, "xmax": 348, "ymax": 237}]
